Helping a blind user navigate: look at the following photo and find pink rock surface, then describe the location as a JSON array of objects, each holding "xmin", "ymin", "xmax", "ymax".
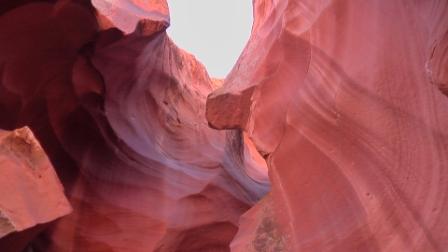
[
  {"xmin": 0, "ymin": 127, "xmax": 71, "ymax": 251},
  {"xmin": 1, "ymin": 0, "xmax": 448, "ymax": 251},
  {"xmin": 207, "ymin": 0, "xmax": 448, "ymax": 251},
  {"xmin": 62, "ymin": 26, "xmax": 268, "ymax": 252},
  {"xmin": 92, "ymin": 0, "xmax": 169, "ymax": 33},
  {"xmin": 0, "ymin": 1, "xmax": 268, "ymax": 251}
]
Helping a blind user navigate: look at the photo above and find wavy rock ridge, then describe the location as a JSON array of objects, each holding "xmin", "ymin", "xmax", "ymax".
[
  {"xmin": 208, "ymin": 0, "xmax": 448, "ymax": 251},
  {"xmin": 0, "ymin": 0, "xmax": 447, "ymax": 251}
]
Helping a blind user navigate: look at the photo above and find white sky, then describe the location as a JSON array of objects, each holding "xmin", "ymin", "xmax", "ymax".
[{"xmin": 167, "ymin": 0, "xmax": 253, "ymax": 78}]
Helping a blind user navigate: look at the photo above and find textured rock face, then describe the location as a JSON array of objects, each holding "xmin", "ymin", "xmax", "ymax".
[
  {"xmin": 1, "ymin": 0, "xmax": 448, "ymax": 251},
  {"xmin": 0, "ymin": 127, "xmax": 70, "ymax": 252},
  {"xmin": 207, "ymin": 0, "xmax": 448, "ymax": 251}
]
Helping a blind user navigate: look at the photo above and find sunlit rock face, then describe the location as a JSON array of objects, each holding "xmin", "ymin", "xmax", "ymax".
[
  {"xmin": 92, "ymin": 0, "xmax": 169, "ymax": 33},
  {"xmin": 207, "ymin": 0, "xmax": 448, "ymax": 251},
  {"xmin": 1, "ymin": 0, "xmax": 448, "ymax": 251}
]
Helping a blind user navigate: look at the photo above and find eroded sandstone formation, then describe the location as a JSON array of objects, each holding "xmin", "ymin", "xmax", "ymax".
[
  {"xmin": 207, "ymin": 0, "xmax": 448, "ymax": 251},
  {"xmin": 0, "ymin": 0, "xmax": 447, "ymax": 251},
  {"xmin": 0, "ymin": 0, "xmax": 268, "ymax": 251}
]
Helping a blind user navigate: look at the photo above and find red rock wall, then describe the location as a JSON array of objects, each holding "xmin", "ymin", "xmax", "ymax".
[
  {"xmin": 0, "ymin": 1, "xmax": 268, "ymax": 251},
  {"xmin": 0, "ymin": 0, "xmax": 447, "ymax": 251},
  {"xmin": 207, "ymin": 0, "xmax": 448, "ymax": 251}
]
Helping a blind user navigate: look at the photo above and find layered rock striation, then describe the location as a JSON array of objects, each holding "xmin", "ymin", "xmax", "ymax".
[
  {"xmin": 207, "ymin": 0, "xmax": 448, "ymax": 251},
  {"xmin": 0, "ymin": 0, "xmax": 447, "ymax": 251},
  {"xmin": 0, "ymin": 0, "xmax": 268, "ymax": 251}
]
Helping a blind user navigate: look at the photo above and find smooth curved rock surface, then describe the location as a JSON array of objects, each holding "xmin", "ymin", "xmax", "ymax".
[
  {"xmin": 207, "ymin": 0, "xmax": 448, "ymax": 251},
  {"xmin": 1, "ymin": 0, "xmax": 448, "ymax": 251},
  {"xmin": 0, "ymin": 1, "xmax": 268, "ymax": 251}
]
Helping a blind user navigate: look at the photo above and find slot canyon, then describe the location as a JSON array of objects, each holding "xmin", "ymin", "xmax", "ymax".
[{"xmin": 0, "ymin": 0, "xmax": 447, "ymax": 251}]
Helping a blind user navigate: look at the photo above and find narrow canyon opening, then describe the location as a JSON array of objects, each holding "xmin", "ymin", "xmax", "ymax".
[{"xmin": 166, "ymin": 0, "xmax": 253, "ymax": 78}]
